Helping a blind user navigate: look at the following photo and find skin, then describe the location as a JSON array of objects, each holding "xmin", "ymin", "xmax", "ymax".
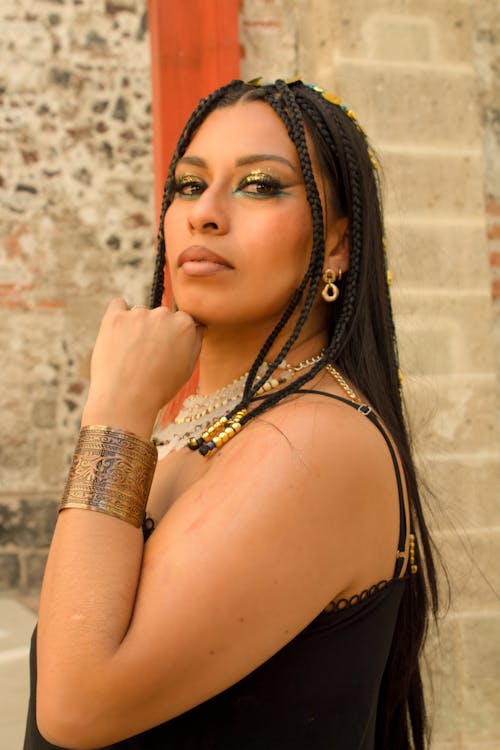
[{"xmin": 36, "ymin": 101, "xmax": 408, "ymax": 749}]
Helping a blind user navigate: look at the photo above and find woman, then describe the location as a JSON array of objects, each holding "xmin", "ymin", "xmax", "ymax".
[{"xmin": 25, "ymin": 78, "xmax": 438, "ymax": 750}]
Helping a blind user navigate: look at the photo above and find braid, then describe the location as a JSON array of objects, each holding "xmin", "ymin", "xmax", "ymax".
[
  {"xmin": 325, "ymin": 105, "xmax": 364, "ymax": 358},
  {"xmin": 149, "ymin": 81, "xmax": 242, "ymax": 308},
  {"xmin": 149, "ymin": 187, "xmax": 169, "ymax": 308},
  {"xmin": 234, "ymin": 87, "xmax": 366, "ymax": 420},
  {"xmin": 290, "ymin": 93, "xmax": 363, "ymax": 361},
  {"xmin": 239, "ymin": 82, "xmax": 326, "ymax": 402},
  {"xmin": 242, "ymin": 284, "xmax": 306, "ymax": 401}
]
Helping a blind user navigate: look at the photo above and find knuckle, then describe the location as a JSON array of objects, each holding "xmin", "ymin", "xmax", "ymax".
[
  {"xmin": 152, "ymin": 304, "xmax": 169, "ymax": 315},
  {"xmin": 174, "ymin": 310, "xmax": 195, "ymax": 330}
]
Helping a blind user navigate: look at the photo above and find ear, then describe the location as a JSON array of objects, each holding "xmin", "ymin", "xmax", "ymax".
[{"xmin": 324, "ymin": 215, "xmax": 350, "ymax": 274}]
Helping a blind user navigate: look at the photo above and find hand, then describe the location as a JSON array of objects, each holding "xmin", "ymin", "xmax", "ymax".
[{"xmin": 82, "ymin": 299, "xmax": 204, "ymax": 437}]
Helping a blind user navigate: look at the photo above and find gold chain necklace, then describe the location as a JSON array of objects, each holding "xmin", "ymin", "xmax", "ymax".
[
  {"xmin": 325, "ymin": 364, "xmax": 360, "ymax": 403},
  {"xmin": 174, "ymin": 350, "xmax": 325, "ymax": 425}
]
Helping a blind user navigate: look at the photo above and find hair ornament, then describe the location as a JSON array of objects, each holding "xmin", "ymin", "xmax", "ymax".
[{"xmin": 246, "ymin": 77, "xmax": 379, "ymax": 170}]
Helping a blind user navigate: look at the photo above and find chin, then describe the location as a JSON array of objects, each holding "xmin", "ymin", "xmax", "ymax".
[{"xmin": 173, "ymin": 286, "xmax": 294, "ymax": 331}]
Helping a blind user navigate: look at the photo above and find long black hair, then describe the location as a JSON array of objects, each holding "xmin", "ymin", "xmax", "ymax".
[{"xmin": 150, "ymin": 79, "xmax": 438, "ymax": 749}]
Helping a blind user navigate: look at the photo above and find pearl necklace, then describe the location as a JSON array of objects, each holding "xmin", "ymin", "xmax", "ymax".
[{"xmin": 152, "ymin": 351, "xmax": 325, "ymax": 457}]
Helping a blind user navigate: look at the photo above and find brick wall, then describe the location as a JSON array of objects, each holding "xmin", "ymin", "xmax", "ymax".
[
  {"xmin": 240, "ymin": 1, "xmax": 499, "ymax": 748},
  {"xmin": 0, "ymin": 0, "xmax": 154, "ymax": 589}
]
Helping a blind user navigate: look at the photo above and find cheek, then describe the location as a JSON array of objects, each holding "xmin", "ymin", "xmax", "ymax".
[
  {"xmin": 243, "ymin": 222, "xmax": 312, "ymax": 306},
  {"xmin": 251, "ymin": 200, "xmax": 311, "ymax": 247},
  {"xmin": 261, "ymin": 211, "xmax": 312, "ymax": 273}
]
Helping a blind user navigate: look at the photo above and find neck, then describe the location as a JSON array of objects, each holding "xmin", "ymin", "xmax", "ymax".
[{"xmin": 197, "ymin": 317, "xmax": 328, "ymax": 395}]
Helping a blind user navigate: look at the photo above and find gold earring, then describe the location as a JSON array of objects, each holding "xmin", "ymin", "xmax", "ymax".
[{"xmin": 322, "ymin": 268, "xmax": 342, "ymax": 302}]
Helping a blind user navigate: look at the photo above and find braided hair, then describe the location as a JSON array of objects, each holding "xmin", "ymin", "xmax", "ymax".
[{"xmin": 149, "ymin": 79, "xmax": 438, "ymax": 750}]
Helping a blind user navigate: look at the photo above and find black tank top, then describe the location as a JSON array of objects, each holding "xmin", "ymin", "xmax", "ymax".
[{"xmin": 24, "ymin": 393, "xmax": 408, "ymax": 750}]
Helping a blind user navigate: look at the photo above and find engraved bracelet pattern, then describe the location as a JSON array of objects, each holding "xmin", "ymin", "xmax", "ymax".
[{"xmin": 60, "ymin": 425, "xmax": 158, "ymax": 528}]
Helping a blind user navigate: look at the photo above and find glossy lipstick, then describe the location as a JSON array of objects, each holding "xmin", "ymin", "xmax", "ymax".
[{"xmin": 178, "ymin": 245, "xmax": 233, "ymax": 277}]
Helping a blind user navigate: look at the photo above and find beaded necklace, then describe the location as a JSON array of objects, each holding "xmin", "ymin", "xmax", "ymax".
[{"xmin": 152, "ymin": 354, "xmax": 358, "ymax": 459}]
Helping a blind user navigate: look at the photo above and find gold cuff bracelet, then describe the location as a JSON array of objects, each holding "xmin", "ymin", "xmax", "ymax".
[{"xmin": 59, "ymin": 425, "xmax": 158, "ymax": 528}]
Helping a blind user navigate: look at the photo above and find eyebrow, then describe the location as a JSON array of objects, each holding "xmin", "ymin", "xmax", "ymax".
[{"xmin": 177, "ymin": 154, "xmax": 298, "ymax": 173}]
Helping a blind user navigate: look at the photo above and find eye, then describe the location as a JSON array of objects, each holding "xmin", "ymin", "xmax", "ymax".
[
  {"xmin": 173, "ymin": 175, "xmax": 206, "ymax": 197},
  {"xmin": 237, "ymin": 171, "xmax": 285, "ymax": 197}
]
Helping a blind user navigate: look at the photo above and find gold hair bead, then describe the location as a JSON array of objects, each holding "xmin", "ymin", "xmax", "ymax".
[
  {"xmin": 409, "ymin": 533, "xmax": 418, "ymax": 574},
  {"xmin": 184, "ymin": 348, "xmax": 339, "ymax": 457},
  {"xmin": 387, "ymin": 270, "xmax": 393, "ymax": 286},
  {"xmin": 368, "ymin": 148, "xmax": 379, "ymax": 170}
]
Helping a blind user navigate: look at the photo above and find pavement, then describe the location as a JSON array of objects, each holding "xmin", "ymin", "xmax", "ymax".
[{"xmin": 0, "ymin": 596, "xmax": 37, "ymax": 749}]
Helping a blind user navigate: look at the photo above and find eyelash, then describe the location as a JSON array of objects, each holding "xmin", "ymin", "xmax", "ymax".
[
  {"xmin": 172, "ymin": 175, "xmax": 205, "ymax": 198},
  {"xmin": 236, "ymin": 172, "xmax": 285, "ymax": 197},
  {"xmin": 172, "ymin": 172, "xmax": 286, "ymax": 199}
]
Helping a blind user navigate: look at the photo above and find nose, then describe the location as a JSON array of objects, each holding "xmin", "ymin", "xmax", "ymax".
[{"xmin": 188, "ymin": 184, "xmax": 229, "ymax": 235}]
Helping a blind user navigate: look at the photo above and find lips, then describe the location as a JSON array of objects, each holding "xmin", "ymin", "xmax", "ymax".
[{"xmin": 177, "ymin": 245, "xmax": 233, "ymax": 269}]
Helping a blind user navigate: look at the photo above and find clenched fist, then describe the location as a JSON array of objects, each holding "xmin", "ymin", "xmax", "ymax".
[{"xmin": 82, "ymin": 298, "xmax": 204, "ymax": 438}]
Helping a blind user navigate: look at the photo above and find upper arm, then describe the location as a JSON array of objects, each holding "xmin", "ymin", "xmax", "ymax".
[{"xmin": 57, "ymin": 399, "xmax": 402, "ymax": 744}]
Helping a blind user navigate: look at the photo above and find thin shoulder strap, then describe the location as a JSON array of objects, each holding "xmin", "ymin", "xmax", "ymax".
[{"xmin": 298, "ymin": 389, "xmax": 408, "ymax": 578}]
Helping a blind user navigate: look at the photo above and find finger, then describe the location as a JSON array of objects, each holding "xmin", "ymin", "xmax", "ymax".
[{"xmin": 107, "ymin": 297, "xmax": 129, "ymax": 313}]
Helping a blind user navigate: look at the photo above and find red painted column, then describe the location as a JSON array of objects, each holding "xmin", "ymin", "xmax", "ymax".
[
  {"xmin": 148, "ymin": 0, "xmax": 240, "ymax": 419},
  {"xmin": 148, "ymin": 0, "xmax": 240, "ymax": 217}
]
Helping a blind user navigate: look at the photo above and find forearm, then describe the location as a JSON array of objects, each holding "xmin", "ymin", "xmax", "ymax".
[
  {"xmin": 36, "ymin": 414, "xmax": 157, "ymax": 743},
  {"xmin": 37, "ymin": 509, "xmax": 144, "ymax": 737}
]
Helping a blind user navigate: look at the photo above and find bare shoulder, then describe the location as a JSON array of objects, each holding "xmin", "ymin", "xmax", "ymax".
[
  {"xmin": 155, "ymin": 384, "xmax": 404, "ymax": 596},
  {"xmin": 209, "ymin": 383, "xmax": 399, "ymax": 513},
  {"xmin": 217, "ymin": 385, "xmax": 405, "ymax": 588}
]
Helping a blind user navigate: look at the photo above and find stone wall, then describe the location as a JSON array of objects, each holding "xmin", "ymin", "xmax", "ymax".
[
  {"xmin": 0, "ymin": 0, "xmax": 154, "ymax": 588},
  {"xmin": 0, "ymin": 0, "xmax": 498, "ymax": 748},
  {"xmin": 241, "ymin": 1, "xmax": 499, "ymax": 748}
]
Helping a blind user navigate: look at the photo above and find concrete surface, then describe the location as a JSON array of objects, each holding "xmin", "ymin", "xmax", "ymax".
[{"xmin": 0, "ymin": 597, "xmax": 37, "ymax": 749}]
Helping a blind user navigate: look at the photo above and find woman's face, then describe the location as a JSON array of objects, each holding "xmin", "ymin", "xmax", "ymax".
[{"xmin": 164, "ymin": 100, "xmax": 322, "ymax": 329}]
